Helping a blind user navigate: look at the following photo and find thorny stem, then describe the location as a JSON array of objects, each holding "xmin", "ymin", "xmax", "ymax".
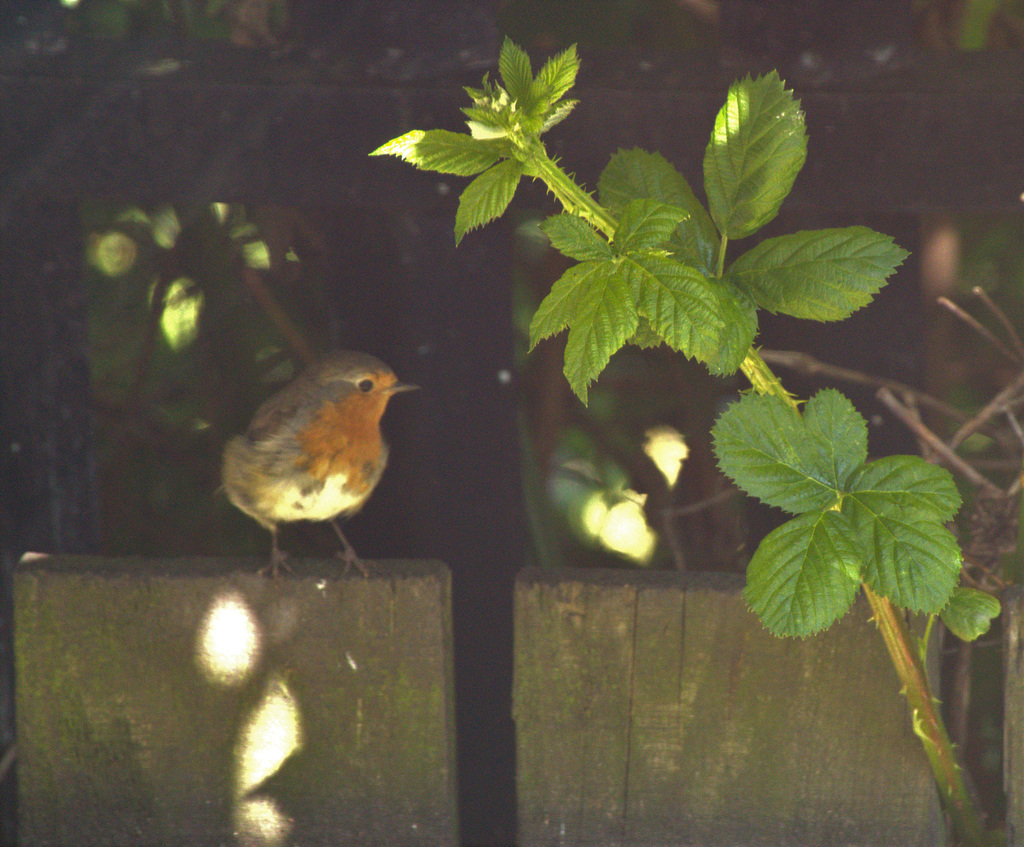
[
  {"xmin": 745, "ymin": 344, "xmax": 997, "ymax": 847},
  {"xmin": 863, "ymin": 586, "xmax": 995, "ymax": 847},
  {"xmin": 530, "ymin": 148, "xmax": 997, "ymax": 845},
  {"xmin": 525, "ymin": 146, "xmax": 618, "ymax": 238}
]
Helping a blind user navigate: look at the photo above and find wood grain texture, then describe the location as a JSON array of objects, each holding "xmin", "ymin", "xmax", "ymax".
[
  {"xmin": 14, "ymin": 556, "xmax": 456, "ymax": 846},
  {"xmin": 514, "ymin": 568, "xmax": 945, "ymax": 847}
]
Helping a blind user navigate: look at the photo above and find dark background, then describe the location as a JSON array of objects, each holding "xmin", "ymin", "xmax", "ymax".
[{"xmin": 2, "ymin": 1, "xmax": 1023, "ymax": 844}]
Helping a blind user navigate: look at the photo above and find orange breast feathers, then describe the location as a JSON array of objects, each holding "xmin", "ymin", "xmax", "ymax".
[{"xmin": 294, "ymin": 393, "xmax": 389, "ymax": 486}]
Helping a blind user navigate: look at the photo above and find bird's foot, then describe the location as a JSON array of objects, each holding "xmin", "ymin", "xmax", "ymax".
[
  {"xmin": 330, "ymin": 519, "xmax": 371, "ymax": 576},
  {"xmin": 258, "ymin": 532, "xmax": 293, "ymax": 578},
  {"xmin": 336, "ymin": 547, "xmax": 371, "ymax": 577}
]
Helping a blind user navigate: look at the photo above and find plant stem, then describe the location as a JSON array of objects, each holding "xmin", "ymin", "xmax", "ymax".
[
  {"xmin": 739, "ymin": 348, "xmax": 798, "ymax": 411},
  {"xmin": 862, "ymin": 585, "xmax": 995, "ymax": 847},
  {"xmin": 745, "ymin": 346, "xmax": 998, "ymax": 847},
  {"xmin": 525, "ymin": 146, "xmax": 618, "ymax": 238}
]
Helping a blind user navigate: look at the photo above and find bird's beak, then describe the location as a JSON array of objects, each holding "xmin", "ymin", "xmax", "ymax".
[{"xmin": 389, "ymin": 382, "xmax": 419, "ymax": 394}]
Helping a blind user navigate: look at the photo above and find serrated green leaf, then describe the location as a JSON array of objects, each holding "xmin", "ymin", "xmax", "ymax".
[
  {"xmin": 562, "ymin": 264, "xmax": 638, "ymax": 404},
  {"xmin": 803, "ymin": 389, "xmax": 868, "ymax": 489},
  {"xmin": 619, "ymin": 251, "xmax": 724, "ymax": 364},
  {"xmin": 849, "ymin": 456, "xmax": 962, "ymax": 522},
  {"xmin": 844, "ymin": 493, "xmax": 961, "ymax": 613},
  {"xmin": 940, "ymin": 587, "xmax": 1001, "ymax": 642},
  {"xmin": 626, "ymin": 317, "xmax": 665, "ymax": 349},
  {"xmin": 455, "ymin": 159, "xmax": 523, "ymax": 245},
  {"xmin": 370, "ymin": 129, "xmax": 505, "ymax": 176},
  {"xmin": 598, "ymin": 149, "xmax": 718, "ymax": 275},
  {"xmin": 613, "ymin": 200, "xmax": 688, "ymax": 253},
  {"xmin": 541, "ymin": 100, "xmax": 578, "ymax": 133},
  {"xmin": 727, "ymin": 227, "xmax": 909, "ymax": 320},
  {"xmin": 461, "ymin": 105, "xmax": 508, "ymax": 140},
  {"xmin": 707, "ymin": 284, "xmax": 757, "ymax": 376},
  {"xmin": 744, "ymin": 510, "xmax": 862, "ymax": 637},
  {"xmin": 529, "ymin": 260, "xmax": 598, "ymax": 346},
  {"xmin": 499, "ymin": 37, "xmax": 534, "ymax": 108},
  {"xmin": 541, "ymin": 213, "xmax": 612, "ymax": 262},
  {"xmin": 535, "ymin": 43, "xmax": 579, "ymax": 108},
  {"xmin": 712, "ymin": 392, "xmax": 843, "ymax": 513},
  {"xmin": 704, "ymin": 72, "xmax": 807, "ymax": 239}
]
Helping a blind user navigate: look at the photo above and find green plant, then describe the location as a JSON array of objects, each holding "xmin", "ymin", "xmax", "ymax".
[{"xmin": 373, "ymin": 38, "xmax": 1002, "ymax": 845}]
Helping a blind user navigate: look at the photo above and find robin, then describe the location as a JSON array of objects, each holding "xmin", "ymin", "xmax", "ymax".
[{"xmin": 222, "ymin": 350, "xmax": 417, "ymax": 575}]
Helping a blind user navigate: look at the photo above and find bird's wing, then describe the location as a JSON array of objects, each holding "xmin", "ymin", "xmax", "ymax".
[{"xmin": 245, "ymin": 376, "xmax": 314, "ymax": 443}]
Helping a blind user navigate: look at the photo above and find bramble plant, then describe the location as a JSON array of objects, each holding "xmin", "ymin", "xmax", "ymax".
[{"xmin": 373, "ymin": 38, "xmax": 1002, "ymax": 846}]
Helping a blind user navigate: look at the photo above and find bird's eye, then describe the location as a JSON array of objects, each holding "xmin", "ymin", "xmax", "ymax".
[{"xmin": 357, "ymin": 378, "xmax": 374, "ymax": 392}]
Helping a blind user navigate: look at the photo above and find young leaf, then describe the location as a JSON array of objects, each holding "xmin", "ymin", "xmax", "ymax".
[
  {"xmin": 370, "ymin": 129, "xmax": 504, "ymax": 176},
  {"xmin": 619, "ymin": 252, "xmax": 725, "ymax": 365},
  {"xmin": 727, "ymin": 227, "xmax": 910, "ymax": 320},
  {"xmin": 613, "ymin": 200, "xmax": 688, "ymax": 253},
  {"xmin": 626, "ymin": 317, "xmax": 665, "ymax": 349},
  {"xmin": 844, "ymin": 456, "xmax": 963, "ymax": 612},
  {"xmin": 704, "ymin": 72, "xmax": 807, "ymax": 239},
  {"xmin": 498, "ymin": 37, "xmax": 534, "ymax": 109},
  {"xmin": 541, "ymin": 100, "xmax": 578, "ymax": 134},
  {"xmin": 529, "ymin": 261, "xmax": 595, "ymax": 345},
  {"xmin": 542, "ymin": 214, "xmax": 612, "ymax": 262},
  {"xmin": 561, "ymin": 264, "xmax": 638, "ymax": 403},
  {"xmin": 744, "ymin": 510, "xmax": 862, "ymax": 637},
  {"xmin": 707, "ymin": 286, "xmax": 758, "ymax": 376},
  {"xmin": 598, "ymin": 149, "xmax": 718, "ymax": 275},
  {"xmin": 940, "ymin": 587, "xmax": 1001, "ymax": 642},
  {"xmin": 712, "ymin": 392, "xmax": 845, "ymax": 514},
  {"xmin": 455, "ymin": 159, "xmax": 523, "ymax": 245},
  {"xmin": 534, "ymin": 43, "xmax": 579, "ymax": 109}
]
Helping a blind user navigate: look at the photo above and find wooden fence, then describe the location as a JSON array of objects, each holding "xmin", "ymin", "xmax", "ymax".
[{"xmin": 16, "ymin": 556, "xmax": 1021, "ymax": 845}]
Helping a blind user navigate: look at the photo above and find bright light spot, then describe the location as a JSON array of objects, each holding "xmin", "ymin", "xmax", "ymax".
[
  {"xmin": 346, "ymin": 651, "xmax": 358, "ymax": 671},
  {"xmin": 497, "ymin": 369, "xmax": 512, "ymax": 385},
  {"xmin": 579, "ymin": 490, "xmax": 657, "ymax": 563},
  {"xmin": 715, "ymin": 87, "xmax": 750, "ymax": 145},
  {"xmin": 579, "ymin": 492, "xmax": 610, "ymax": 542},
  {"xmin": 599, "ymin": 496, "xmax": 657, "ymax": 563},
  {"xmin": 236, "ymin": 676, "xmax": 304, "ymax": 797},
  {"xmin": 234, "ymin": 796, "xmax": 293, "ymax": 847},
  {"xmin": 643, "ymin": 426, "xmax": 689, "ymax": 488},
  {"xmin": 151, "ymin": 206, "xmax": 181, "ymax": 250},
  {"xmin": 159, "ymin": 278, "xmax": 203, "ymax": 351},
  {"xmin": 195, "ymin": 591, "xmax": 261, "ymax": 686},
  {"xmin": 211, "ymin": 202, "xmax": 229, "ymax": 223},
  {"xmin": 90, "ymin": 231, "xmax": 137, "ymax": 276},
  {"xmin": 61, "ymin": 0, "xmax": 81, "ymax": 7},
  {"xmin": 243, "ymin": 240, "xmax": 271, "ymax": 270}
]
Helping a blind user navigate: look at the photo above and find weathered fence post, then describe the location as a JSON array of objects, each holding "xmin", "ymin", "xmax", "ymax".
[
  {"xmin": 15, "ymin": 555, "xmax": 456, "ymax": 846},
  {"xmin": 514, "ymin": 567, "xmax": 945, "ymax": 846}
]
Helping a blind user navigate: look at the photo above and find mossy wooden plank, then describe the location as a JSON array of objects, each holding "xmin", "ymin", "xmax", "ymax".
[
  {"xmin": 14, "ymin": 555, "xmax": 456, "ymax": 847},
  {"xmin": 514, "ymin": 568, "xmax": 945, "ymax": 847},
  {"xmin": 1005, "ymin": 587, "xmax": 1024, "ymax": 847}
]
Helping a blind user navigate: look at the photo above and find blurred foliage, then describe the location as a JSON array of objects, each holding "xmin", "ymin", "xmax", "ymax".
[
  {"xmin": 49, "ymin": 0, "xmax": 290, "ymax": 44},
  {"xmin": 916, "ymin": 0, "xmax": 1024, "ymax": 49},
  {"xmin": 499, "ymin": 0, "xmax": 719, "ymax": 52},
  {"xmin": 81, "ymin": 200, "xmax": 334, "ymax": 556}
]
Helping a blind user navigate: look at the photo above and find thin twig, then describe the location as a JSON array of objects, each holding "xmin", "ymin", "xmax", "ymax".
[
  {"xmin": 664, "ymin": 487, "xmax": 737, "ymax": 517},
  {"xmin": 759, "ymin": 349, "xmax": 970, "ymax": 424},
  {"xmin": 876, "ymin": 388, "xmax": 1003, "ymax": 497},
  {"xmin": 973, "ymin": 285, "xmax": 1024, "ymax": 362},
  {"xmin": 937, "ymin": 296, "xmax": 1019, "ymax": 363},
  {"xmin": 949, "ymin": 366, "xmax": 1024, "ymax": 450}
]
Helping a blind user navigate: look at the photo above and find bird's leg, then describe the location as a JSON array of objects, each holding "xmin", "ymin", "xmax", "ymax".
[
  {"xmin": 259, "ymin": 526, "xmax": 292, "ymax": 578},
  {"xmin": 330, "ymin": 519, "xmax": 370, "ymax": 576}
]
